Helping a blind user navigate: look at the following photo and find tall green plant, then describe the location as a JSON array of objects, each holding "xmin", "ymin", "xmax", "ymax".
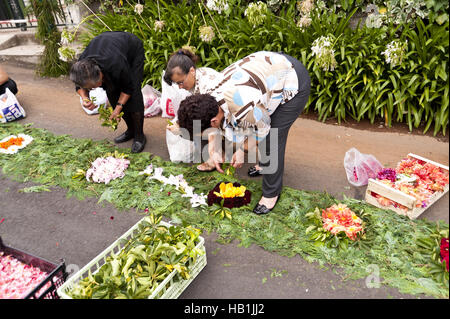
[{"xmin": 30, "ymin": 0, "xmax": 68, "ymax": 77}]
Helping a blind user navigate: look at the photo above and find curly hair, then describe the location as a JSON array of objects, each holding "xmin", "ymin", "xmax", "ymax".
[
  {"xmin": 177, "ymin": 94, "xmax": 219, "ymax": 141},
  {"xmin": 163, "ymin": 47, "xmax": 200, "ymax": 85}
]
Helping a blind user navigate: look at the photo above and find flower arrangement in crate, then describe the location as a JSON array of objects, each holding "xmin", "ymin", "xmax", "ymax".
[
  {"xmin": 372, "ymin": 157, "xmax": 449, "ymax": 211},
  {"xmin": 305, "ymin": 203, "xmax": 367, "ymax": 249}
]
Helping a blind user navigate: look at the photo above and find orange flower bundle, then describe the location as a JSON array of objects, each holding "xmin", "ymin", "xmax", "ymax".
[
  {"xmin": 0, "ymin": 136, "xmax": 24, "ymax": 150},
  {"xmin": 321, "ymin": 204, "xmax": 364, "ymax": 241}
]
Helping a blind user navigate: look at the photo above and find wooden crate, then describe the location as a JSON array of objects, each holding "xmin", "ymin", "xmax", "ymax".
[{"xmin": 365, "ymin": 153, "xmax": 449, "ymax": 219}]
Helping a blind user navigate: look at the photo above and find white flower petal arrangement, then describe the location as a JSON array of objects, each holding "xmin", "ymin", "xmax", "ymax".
[
  {"xmin": 86, "ymin": 155, "xmax": 130, "ymax": 184},
  {"xmin": 139, "ymin": 164, "xmax": 207, "ymax": 208},
  {"xmin": 0, "ymin": 134, "xmax": 33, "ymax": 155}
]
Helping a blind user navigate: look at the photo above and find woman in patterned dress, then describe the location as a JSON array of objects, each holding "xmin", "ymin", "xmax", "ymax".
[{"xmin": 176, "ymin": 51, "xmax": 311, "ymax": 215}]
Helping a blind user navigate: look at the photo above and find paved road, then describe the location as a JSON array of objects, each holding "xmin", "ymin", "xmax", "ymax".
[{"xmin": 0, "ymin": 62, "xmax": 448, "ymax": 300}]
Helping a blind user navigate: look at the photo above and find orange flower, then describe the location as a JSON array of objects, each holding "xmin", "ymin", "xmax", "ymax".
[
  {"xmin": 0, "ymin": 136, "xmax": 24, "ymax": 150},
  {"xmin": 321, "ymin": 204, "xmax": 364, "ymax": 241}
]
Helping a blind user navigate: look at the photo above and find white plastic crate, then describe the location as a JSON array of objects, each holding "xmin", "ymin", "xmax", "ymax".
[
  {"xmin": 365, "ymin": 153, "xmax": 449, "ymax": 219},
  {"xmin": 57, "ymin": 218, "xmax": 206, "ymax": 299}
]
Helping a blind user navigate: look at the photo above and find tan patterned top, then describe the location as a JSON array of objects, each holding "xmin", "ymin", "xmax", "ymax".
[{"xmin": 206, "ymin": 51, "xmax": 299, "ymax": 143}]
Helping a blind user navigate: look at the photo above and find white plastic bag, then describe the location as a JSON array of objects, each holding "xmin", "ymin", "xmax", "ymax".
[
  {"xmin": 344, "ymin": 148, "xmax": 384, "ymax": 186},
  {"xmin": 0, "ymin": 88, "xmax": 26, "ymax": 123},
  {"xmin": 142, "ymin": 84, "xmax": 162, "ymax": 117},
  {"xmin": 160, "ymin": 71, "xmax": 191, "ymax": 119},
  {"xmin": 80, "ymin": 87, "xmax": 109, "ymax": 115},
  {"xmin": 166, "ymin": 128, "xmax": 194, "ymax": 163}
]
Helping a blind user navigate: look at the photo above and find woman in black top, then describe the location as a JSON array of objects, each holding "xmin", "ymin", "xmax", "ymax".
[{"xmin": 70, "ymin": 31, "xmax": 146, "ymax": 153}]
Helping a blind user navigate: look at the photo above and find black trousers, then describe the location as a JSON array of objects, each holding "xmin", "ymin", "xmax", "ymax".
[
  {"xmin": 258, "ymin": 53, "xmax": 311, "ymax": 198},
  {"xmin": 0, "ymin": 78, "xmax": 18, "ymax": 95}
]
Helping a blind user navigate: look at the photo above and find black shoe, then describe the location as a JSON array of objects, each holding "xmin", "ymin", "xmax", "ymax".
[
  {"xmin": 248, "ymin": 166, "xmax": 262, "ymax": 177},
  {"xmin": 131, "ymin": 136, "xmax": 146, "ymax": 153},
  {"xmin": 253, "ymin": 194, "xmax": 281, "ymax": 215},
  {"xmin": 114, "ymin": 131, "xmax": 134, "ymax": 143}
]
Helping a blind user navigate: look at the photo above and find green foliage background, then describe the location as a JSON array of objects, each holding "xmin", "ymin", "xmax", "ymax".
[{"xmin": 73, "ymin": 0, "xmax": 448, "ymax": 135}]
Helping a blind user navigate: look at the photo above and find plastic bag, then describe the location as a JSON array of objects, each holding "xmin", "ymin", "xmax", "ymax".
[
  {"xmin": 0, "ymin": 88, "xmax": 26, "ymax": 123},
  {"xmin": 80, "ymin": 87, "xmax": 109, "ymax": 115},
  {"xmin": 160, "ymin": 71, "xmax": 191, "ymax": 119},
  {"xmin": 344, "ymin": 148, "xmax": 384, "ymax": 186},
  {"xmin": 166, "ymin": 128, "xmax": 194, "ymax": 163},
  {"xmin": 142, "ymin": 84, "xmax": 162, "ymax": 117}
]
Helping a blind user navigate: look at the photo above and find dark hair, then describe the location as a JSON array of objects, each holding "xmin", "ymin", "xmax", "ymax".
[
  {"xmin": 69, "ymin": 58, "xmax": 101, "ymax": 88},
  {"xmin": 177, "ymin": 94, "xmax": 219, "ymax": 141},
  {"xmin": 163, "ymin": 48, "xmax": 199, "ymax": 85}
]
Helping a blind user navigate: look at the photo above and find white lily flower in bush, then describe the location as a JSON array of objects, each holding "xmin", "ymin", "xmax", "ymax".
[
  {"xmin": 297, "ymin": 14, "xmax": 312, "ymax": 29},
  {"xmin": 154, "ymin": 20, "xmax": 165, "ymax": 32},
  {"xmin": 365, "ymin": 13, "xmax": 384, "ymax": 28},
  {"xmin": 381, "ymin": 40, "xmax": 408, "ymax": 67},
  {"xmin": 297, "ymin": 0, "xmax": 314, "ymax": 15},
  {"xmin": 134, "ymin": 3, "xmax": 144, "ymax": 15},
  {"xmin": 244, "ymin": 1, "xmax": 269, "ymax": 27},
  {"xmin": 311, "ymin": 35, "xmax": 337, "ymax": 72},
  {"xmin": 60, "ymin": 29, "xmax": 74, "ymax": 46},
  {"xmin": 199, "ymin": 25, "xmax": 215, "ymax": 43},
  {"xmin": 58, "ymin": 46, "xmax": 76, "ymax": 62},
  {"xmin": 206, "ymin": 0, "xmax": 229, "ymax": 14}
]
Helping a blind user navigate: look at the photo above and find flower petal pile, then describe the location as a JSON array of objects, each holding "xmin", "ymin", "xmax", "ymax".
[
  {"xmin": 0, "ymin": 252, "xmax": 50, "ymax": 299},
  {"xmin": 86, "ymin": 156, "xmax": 130, "ymax": 184},
  {"xmin": 374, "ymin": 157, "xmax": 449, "ymax": 210},
  {"xmin": 0, "ymin": 134, "xmax": 33, "ymax": 154},
  {"xmin": 207, "ymin": 182, "xmax": 251, "ymax": 209},
  {"xmin": 321, "ymin": 204, "xmax": 364, "ymax": 241}
]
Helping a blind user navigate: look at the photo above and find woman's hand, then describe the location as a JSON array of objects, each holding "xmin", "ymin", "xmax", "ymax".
[
  {"xmin": 166, "ymin": 121, "xmax": 181, "ymax": 135},
  {"xmin": 210, "ymin": 151, "xmax": 224, "ymax": 173},
  {"xmin": 231, "ymin": 148, "xmax": 245, "ymax": 169},
  {"xmin": 82, "ymin": 98, "xmax": 96, "ymax": 110},
  {"xmin": 109, "ymin": 104, "xmax": 123, "ymax": 121}
]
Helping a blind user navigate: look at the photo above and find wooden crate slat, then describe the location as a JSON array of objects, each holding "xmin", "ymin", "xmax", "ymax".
[{"xmin": 367, "ymin": 179, "xmax": 416, "ymax": 209}]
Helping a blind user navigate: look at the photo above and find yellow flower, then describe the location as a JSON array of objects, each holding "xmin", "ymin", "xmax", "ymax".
[
  {"xmin": 214, "ymin": 182, "xmax": 246, "ymax": 198},
  {"xmin": 379, "ymin": 7, "xmax": 387, "ymax": 14}
]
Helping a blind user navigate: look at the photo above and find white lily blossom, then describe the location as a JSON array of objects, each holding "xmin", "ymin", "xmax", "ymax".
[
  {"xmin": 134, "ymin": 3, "xmax": 144, "ymax": 14},
  {"xmin": 140, "ymin": 165, "xmax": 207, "ymax": 207},
  {"xmin": 206, "ymin": 0, "xmax": 229, "ymax": 14},
  {"xmin": 381, "ymin": 40, "xmax": 408, "ymax": 67}
]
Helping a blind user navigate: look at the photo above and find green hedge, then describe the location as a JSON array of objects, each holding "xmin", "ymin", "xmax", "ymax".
[{"xmin": 77, "ymin": 0, "xmax": 448, "ymax": 135}]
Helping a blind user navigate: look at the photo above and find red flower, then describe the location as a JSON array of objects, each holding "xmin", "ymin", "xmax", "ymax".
[{"xmin": 440, "ymin": 238, "xmax": 449, "ymax": 272}]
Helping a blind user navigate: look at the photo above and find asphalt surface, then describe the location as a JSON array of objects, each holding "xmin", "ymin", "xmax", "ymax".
[{"xmin": 0, "ymin": 62, "xmax": 448, "ymax": 301}]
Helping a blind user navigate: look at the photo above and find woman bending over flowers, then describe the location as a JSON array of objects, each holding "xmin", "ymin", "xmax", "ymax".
[{"xmin": 176, "ymin": 51, "xmax": 311, "ymax": 215}]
